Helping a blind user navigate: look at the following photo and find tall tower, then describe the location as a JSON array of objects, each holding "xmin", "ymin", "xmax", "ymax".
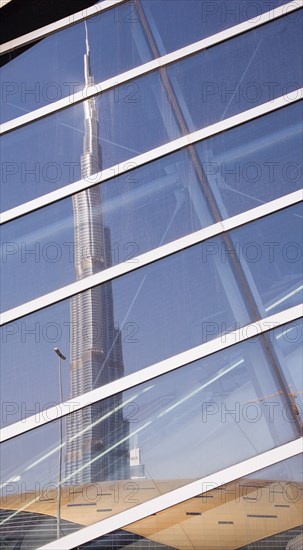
[{"xmin": 65, "ymin": 24, "xmax": 130, "ymax": 484}]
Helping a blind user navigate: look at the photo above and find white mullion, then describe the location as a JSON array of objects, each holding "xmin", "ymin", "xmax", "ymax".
[
  {"xmin": 1, "ymin": 189, "xmax": 302, "ymax": 326},
  {"xmin": 0, "ymin": 0, "xmax": 301, "ymax": 134},
  {"xmin": 37, "ymin": 438, "xmax": 303, "ymax": 549},
  {"xmin": 1, "ymin": 90, "xmax": 302, "ymax": 226},
  {"xmin": 0, "ymin": 0, "xmax": 127, "ymax": 54},
  {"xmin": 1, "ymin": 303, "xmax": 302, "ymax": 443}
]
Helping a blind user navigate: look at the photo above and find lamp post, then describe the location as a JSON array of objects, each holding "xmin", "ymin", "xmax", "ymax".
[{"xmin": 54, "ymin": 347, "xmax": 66, "ymax": 540}]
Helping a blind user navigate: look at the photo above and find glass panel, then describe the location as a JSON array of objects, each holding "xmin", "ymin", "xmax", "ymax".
[
  {"xmin": 195, "ymin": 101, "xmax": 303, "ymax": 218},
  {"xmin": 0, "ymin": 1, "xmax": 153, "ymax": 123},
  {"xmin": 167, "ymin": 12, "xmax": 303, "ymax": 132},
  {"xmin": 2, "ymin": 206, "xmax": 302, "ymax": 425},
  {"xmin": 2, "ymin": 101, "xmax": 302, "ymax": 311},
  {"xmin": 272, "ymin": 318, "xmax": 303, "ymax": 418},
  {"xmin": 1, "ymin": 0, "xmax": 292, "ymax": 124},
  {"xmin": 0, "ymin": 238, "xmax": 250, "ymax": 426},
  {"xmin": 69, "ymin": 455, "xmax": 303, "ymax": 550},
  {"xmin": 1, "ymin": 69, "xmax": 181, "ymax": 212},
  {"xmin": 2, "ymin": 13, "xmax": 302, "ymax": 213},
  {"xmin": 0, "ymin": 146, "xmax": 214, "ymax": 310},
  {"xmin": 229, "ymin": 203, "xmax": 303, "ymax": 316},
  {"xmin": 0, "ymin": 337, "xmax": 299, "ymax": 548},
  {"xmin": 142, "ymin": 0, "xmax": 290, "ymax": 55}
]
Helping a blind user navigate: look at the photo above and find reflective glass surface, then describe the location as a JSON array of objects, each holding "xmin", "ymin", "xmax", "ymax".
[
  {"xmin": 1, "ymin": 70, "xmax": 180, "ymax": 212},
  {"xmin": 70, "ymin": 455, "xmax": 303, "ymax": 550},
  {"xmin": 0, "ymin": 1, "xmax": 153, "ymax": 123},
  {"xmin": 2, "ymin": 102, "xmax": 302, "ymax": 311},
  {"xmin": 1, "ymin": 202, "xmax": 303, "ymax": 426},
  {"xmin": 271, "ymin": 318, "xmax": 303, "ymax": 416},
  {"xmin": 196, "ymin": 101, "xmax": 303, "ymax": 218},
  {"xmin": 229, "ymin": 203, "xmax": 303, "ymax": 316},
  {"xmin": 1, "ymin": 146, "xmax": 214, "ymax": 310},
  {"xmin": 0, "ymin": 238, "xmax": 250, "ymax": 426},
  {"xmin": 167, "ymin": 12, "xmax": 303, "ymax": 131},
  {"xmin": 1, "ymin": 0, "xmax": 291, "ymax": 123},
  {"xmin": 142, "ymin": 0, "xmax": 291, "ymax": 55},
  {"xmin": 1, "ymin": 3, "xmax": 302, "ymax": 549},
  {"xmin": 0, "ymin": 334, "xmax": 299, "ymax": 547},
  {"xmin": 2, "ymin": 13, "xmax": 302, "ymax": 212}
]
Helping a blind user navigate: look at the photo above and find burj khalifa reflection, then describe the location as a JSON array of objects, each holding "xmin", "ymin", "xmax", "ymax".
[{"xmin": 65, "ymin": 24, "xmax": 130, "ymax": 484}]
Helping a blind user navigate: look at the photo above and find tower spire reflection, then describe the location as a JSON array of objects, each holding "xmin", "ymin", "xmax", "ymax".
[{"xmin": 65, "ymin": 23, "xmax": 130, "ymax": 484}]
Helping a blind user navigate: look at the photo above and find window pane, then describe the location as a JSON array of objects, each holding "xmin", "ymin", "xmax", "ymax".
[
  {"xmin": 2, "ymin": 102, "xmax": 301, "ymax": 311},
  {"xmin": 167, "ymin": 12, "xmax": 303, "ymax": 132},
  {"xmin": 0, "ymin": 70, "xmax": 180, "ymax": 212},
  {"xmin": 0, "ymin": 238, "xmax": 250, "ymax": 426},
  {"xmin": 142, "ymin": 0, "xmax": 290, "ymax": 55},
  {"xmin": 70, "ymin": 455, "xmax": 303, "ymax": 550},
  {"xmin": 0, "ymin": 335, "xmax": 299, "ymax": 547},
  {"xmin": 229, "ymin": 203, "xmax": 303, "ymax": 316},
  {"xmin": 1, "ymin": 146, "xmax": 214, "ymax": 310},
  {"xmin": 2, "ymin": 13, "xmax": 302, "ymax": 213},
  {"xmin": 2, "ymin": 207, "xmax": 302, "ymax": 425},
  {"xmin": 272, "ymin": 318, "xmax": 303, "ymax": 417},
  {"xmin": 0, "ymin": 1, "xmax": 153, "ymax": 123},
  {"xmin": 1, "ymin": 0, "xmax": 292, "ymax": 124},
  {"xmin": 195, "ymin": 101, "xmax": 303, "ymax": 217}
]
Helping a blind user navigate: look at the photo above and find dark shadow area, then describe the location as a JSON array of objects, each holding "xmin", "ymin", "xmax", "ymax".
[{"xmin": 0, "ymin": 0, "xmax": 115, "ymax": 66}]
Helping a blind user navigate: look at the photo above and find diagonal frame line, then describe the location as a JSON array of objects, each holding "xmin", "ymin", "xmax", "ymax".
[
  {"xmin": 0, "ymin": 0, "xmax": 127, "ymax": 54},
  {"xmin": 1, "ymin": 189, "xmax": 302, "ymax": 326},
  {"xmin": 1, "ymin": 89, "xmax": 302, "ymax": 226},
  {"xmin": 0, "ymin": 303, "xmax": 302, "ymax": 443},
  {"xmin": 36, "ymin": 438, "xmax": 303, "ymax": 550},
  {"xmin": 0, "ymin": 0, "xmax": 301, "ymax": 135}
]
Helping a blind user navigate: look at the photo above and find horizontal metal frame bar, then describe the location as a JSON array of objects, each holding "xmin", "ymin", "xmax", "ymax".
[
  {"xmin": 1, "ymin": 188, "xmax": 302, "ymax": 326},
  {"xmin": 0, "ymin": 1, "xmax": 13, "ymax": 8},
  {"xmin": 0, "ymin": 0, "xmax": 127, "ymax": 55},
  {"xmin": 1, "ymin": 89, "xmax": 302, "ymax": 226},
  {"xmin": 1, "ymin": 303, "xmax": 301, "ymax": 443},
  {"xmin": 38, "ymin": 438, "xmax": 303, "ymax": 549},
  {"xmin": 1, "ymin": 0, "xmax": 301, "ymax": 135},
  {"xmin": 1, "ymin": 195, "xmax": 301, "ymax": 321}
]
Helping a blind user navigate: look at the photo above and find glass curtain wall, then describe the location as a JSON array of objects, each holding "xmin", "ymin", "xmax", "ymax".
[{"xmin": 0, "ymin": 1, "xmax": 302, "ymax": 549}]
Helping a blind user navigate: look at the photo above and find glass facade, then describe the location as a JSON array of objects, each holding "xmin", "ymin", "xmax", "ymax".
[
  {"xmin": 0, "ymin": 1, "xmax": 302, "ymax": 549},
  {"xmin": 0, "ymin": 0, "xmax": 293, "ymax": 123},
  {"xmin": 2, "ymin": 102, "xmax": 303, "ymax": 309}
]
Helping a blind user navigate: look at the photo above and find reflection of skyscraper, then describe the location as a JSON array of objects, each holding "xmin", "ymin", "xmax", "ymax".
[{"xmin": 65, "ymin": 25, "xmax": 129, "ymax": 484}]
